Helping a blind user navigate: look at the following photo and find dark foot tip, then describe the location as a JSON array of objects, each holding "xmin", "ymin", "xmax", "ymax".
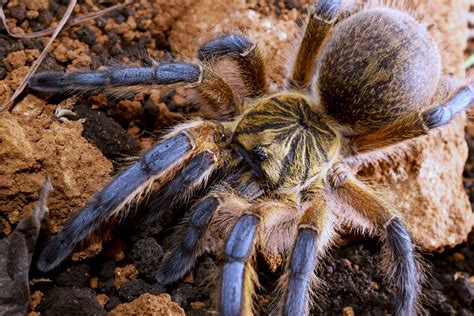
[{"xmin": 28, "ymin": 72, "xmax": 66, "ymax": 92}]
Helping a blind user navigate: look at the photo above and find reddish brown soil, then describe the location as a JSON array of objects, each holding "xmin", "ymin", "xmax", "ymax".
[{"xmin": 0, "ymin": 0, "xmax": 473, "ymax": 315}]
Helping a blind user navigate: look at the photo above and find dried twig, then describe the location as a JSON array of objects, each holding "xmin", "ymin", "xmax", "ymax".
[
  {"xmin": 468, "ymin": 12, "xmax": 474, "ymax": 40},
  {"xmin": 465, "ymin": 54, "xmax": 474, "ymax": 70},
  {"xmin": 0, "ymin": 0, "xmax": 77, "ymax": 112}
]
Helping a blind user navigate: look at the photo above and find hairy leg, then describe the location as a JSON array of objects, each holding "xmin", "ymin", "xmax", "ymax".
[
  {"xmin": 220, "ymin": 212, "xmax": 259, "ymax": 316},
  {"xmin": 218, "ymin": 200, "xmax": 297, "ymax": 316},
  {"xmin": 37, "ymin": 120, "xmax": 227, "ymax": 272},
  {"xmin": 198, "ymin": 34, "xmax": 268, "ymax": 97},
  {"xmin": 155, "ymin": 169, "xmax": 262, "ymax": 285},
  {"xmin": 329, "ymin": 167, "xmax": 420, "ymax": 316},
  {"xmin": 274, "ymin": 188, "xmax": 334, "ymax": 315},
  {"xmin": 28, "ymin": 62, "xmax": 238, "ymax": 118},
  {"xmin": 349, "ymin": 86, "xmax": 474, "ymax": 153},
  {"xmin": 288, "ymin": 0, "xmax": 340, "ymax": 90}
]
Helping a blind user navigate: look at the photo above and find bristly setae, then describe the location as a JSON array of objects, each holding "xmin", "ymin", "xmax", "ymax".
[
  {"xmin": 234, "ymin": 94, "xmax": 340, "ymax": 191},
  {"xmin": 28, "ymin": 1, "xmax": 473, "ymax": 315}
]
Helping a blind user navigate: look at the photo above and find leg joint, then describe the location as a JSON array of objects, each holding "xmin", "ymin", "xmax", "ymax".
[
  {"xmin": 328, "ymin": 164, "xmax": 349, "ymax": 189},
  {"xmin": 312, "ymin": 0, "xmax": 340, "ymax": 22}
]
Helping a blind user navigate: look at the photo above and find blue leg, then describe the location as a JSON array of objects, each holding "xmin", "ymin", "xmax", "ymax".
[
  {"xmin": 332, "ymin": 171, "xmax": 420, "ymax": 316},
  {"xmin": 276, "ymin": 195, "xmax": 331, "ymax": 316},
  {"xmin": 220, "ymin": 214, "xmax": 259, "ymax": 316},
  {"xmin": 423, "ymin": 86, "xmax": 474, "ymax": 128},
  {"xmin": 28, "ymin": 63, "xmax": 200, "ymax": 93},
  {"xmin": 156, "ymin": 196, "xmax": 220, "ymax": 284},
  {"xmin": 37, "ymin": 122, "xmax": 223, "ymax": 272},
  {"xmin": 383, "ymin": 218, "xmax": 419, "ymax": 316},
  {"xmin": 155, "ymin": 165, "xmax": 261, "ymax": 285},
  {"xmin": 283, "ymin": 228, "xmax": 319, "ymax": 316}
]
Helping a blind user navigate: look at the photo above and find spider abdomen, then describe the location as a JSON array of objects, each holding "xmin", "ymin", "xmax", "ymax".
[{"xmin": 317, "ymin": 8, "xmax": 441, "ymax": 133}]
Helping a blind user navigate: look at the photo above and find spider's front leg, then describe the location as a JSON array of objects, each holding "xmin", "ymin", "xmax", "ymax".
[
  {"xmin": 37, "ymin": 120, "xmax": 228, "ymax": 272},
  {"xmin": 273, "ymin": 187, "xmax": 335, "ymax": 315},
  {"xmin": 329, "ymin": 166, "xmax": 420, "ymax": 316},
  {"xmin": 218, "ymin": 200, "xmax": 298, "ymax": 316},
  {"xmin": 28, "ymin": 61, "xmax": 238, "ymax": 118}
]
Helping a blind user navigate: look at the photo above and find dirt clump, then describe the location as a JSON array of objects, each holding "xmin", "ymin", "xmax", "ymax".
[{"xmin": 109, "ymin": 293, "xmax": 185, "ymax": 316}]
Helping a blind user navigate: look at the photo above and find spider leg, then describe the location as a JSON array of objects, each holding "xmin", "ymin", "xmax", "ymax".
[
  {"xmin": 198, "ymin": 34, "xmax": 268, "ymax": 97},
  {"xmin": 274, "ymin": 189, "xmax": 334, "ymax": 315},
  {"xmin": 289, "ymin": 0, "xmax": 340, "ymax": 90},
  {"xmin": 28, "ymin": 62, "xmax": 201, "ymax": 93},
  {"xmin": 221, "ymin": 212, "xmax": 259, "ymax": 316},
  {"xmin": 156, "ymin": 169, "xmax": 261, "ymax": 284},
  {"xmin": 329, "ymin": 167, "xmax": 419, "ymax": 316},
  {"xmin": 37, "ymin": 120, "xmax": 227, "ymax": 272},
  {"xmin": 349, "ymin": 85, "xmax": 474, "ymax": 153},
  {"xmin": 219, "ymin": 200, "xmax": 300, "ymax": 316},
  {"xmin": 28, "ymin": 62, "xmax": 238, "ymax": 117},
  {"xmin": 156, "ymin": 196, "xmax": 221, "ymax": 284}
]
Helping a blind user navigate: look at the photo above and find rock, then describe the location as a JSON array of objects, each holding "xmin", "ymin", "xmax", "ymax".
[
  {"xmin": 0, "ymin": 109, "xmax": 113, "ymax": 233},
  {"xmin": 169, "ymin": 0, "xmax": 299, "ymax": 86},
  {"xmin": 171, "ymin": 284, "xmax": 201, "ymax": 307},
  {"xmin": 73, "ymin": 104, "xmax": 140, "ymax": 164},
  {"xmin": 96, "ymin": 294, "xmax": 109, "ymax": 308},
  {"xmin": 130, "ymin": 237, "xmax": 164, "ymax": 281},
  {"xmin": 11, "ymin": 94, "xmax": 44, "ymax": 118},
  {"xmin": 118, "ymin": 279, "xmax": 165, "ymax": 302},
  {"xmin": 114, "ymin": 264, "xmax": 139, "ymax": 289},
  {"xmin": 70, "ymin": 240, "xmax": 103, "ymax": 262},
  {"xmin": 54, "ymin": 264, "xmax": 90, "ymax": 288},
  {"xmin": 29, "ymin": 290, "xmax": 43, "ymax": 312},
  {"xmin": 342, "ymin": 306, "xmax": 355, "ymax": 316},
  {"xmin": 109, "ymin": 293, "xmax": 185, "ymax": 316},
  {"xmin": 454, "ymin": 274, "xmax": 474, "ymax": 305},
  {"xmin": 169, "ymin": 0, "xmax": 472, "ymax": 251},
  {"xmin": 105, "ymin": 295, "xmax": 121, "ymax": 311},
  {"xmin": 37, "ymin": 287, "xmax": 106, "ymax": 316}
]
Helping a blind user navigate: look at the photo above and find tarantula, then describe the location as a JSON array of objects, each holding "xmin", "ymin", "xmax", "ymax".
[{"xmin": 28, "ymin": 0, "xmax": 474, "ymax": 315}]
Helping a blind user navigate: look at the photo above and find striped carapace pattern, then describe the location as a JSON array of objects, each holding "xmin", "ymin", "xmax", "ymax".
[{"xmin": 234, "ymin": 93, "xmax": 341, "ymax": 189}]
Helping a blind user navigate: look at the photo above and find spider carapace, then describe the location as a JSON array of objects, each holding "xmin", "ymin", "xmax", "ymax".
[
  {"xmin": 233, "ymin": 94, "xmax": 340, "ymax": 191},
  {"xmin": 28, "ymin": 0, "xmax": 474, "ymax": 315}
]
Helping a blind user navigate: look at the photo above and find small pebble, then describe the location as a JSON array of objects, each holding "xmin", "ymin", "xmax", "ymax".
[
  {"xmin": 342, "ymin": 306, "xmax": 355, "ymax": 316},
  {"xmin": 453, "ymin": 252, "xmax": 465, "ymax": 262}
]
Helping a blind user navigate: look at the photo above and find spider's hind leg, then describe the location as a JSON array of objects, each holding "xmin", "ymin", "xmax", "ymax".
[
  {"xmin": 37, "ymin": 120, "xmax": 228, "ymax": 272},
  {"xmin": 349, "ymin": 84, "xmax": 474, "ymax": 153},
  {"xmin": 330, "ymin": 167, "xmax": 420, "ymax": 316},
  {"xmin": 288, "ymin": 0, "xmax": 340, "ymax": 90}
]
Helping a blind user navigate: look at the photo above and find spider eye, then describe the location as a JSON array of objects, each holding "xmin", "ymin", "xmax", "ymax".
[{"xmin": 252, "ymin": 146, "xmax": 268, "ymax": 161}]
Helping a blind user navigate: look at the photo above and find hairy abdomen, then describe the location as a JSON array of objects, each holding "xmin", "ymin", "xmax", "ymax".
[{"xmin": 317, "ymin": 8, "xmax": 441, "ymax": 133}]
